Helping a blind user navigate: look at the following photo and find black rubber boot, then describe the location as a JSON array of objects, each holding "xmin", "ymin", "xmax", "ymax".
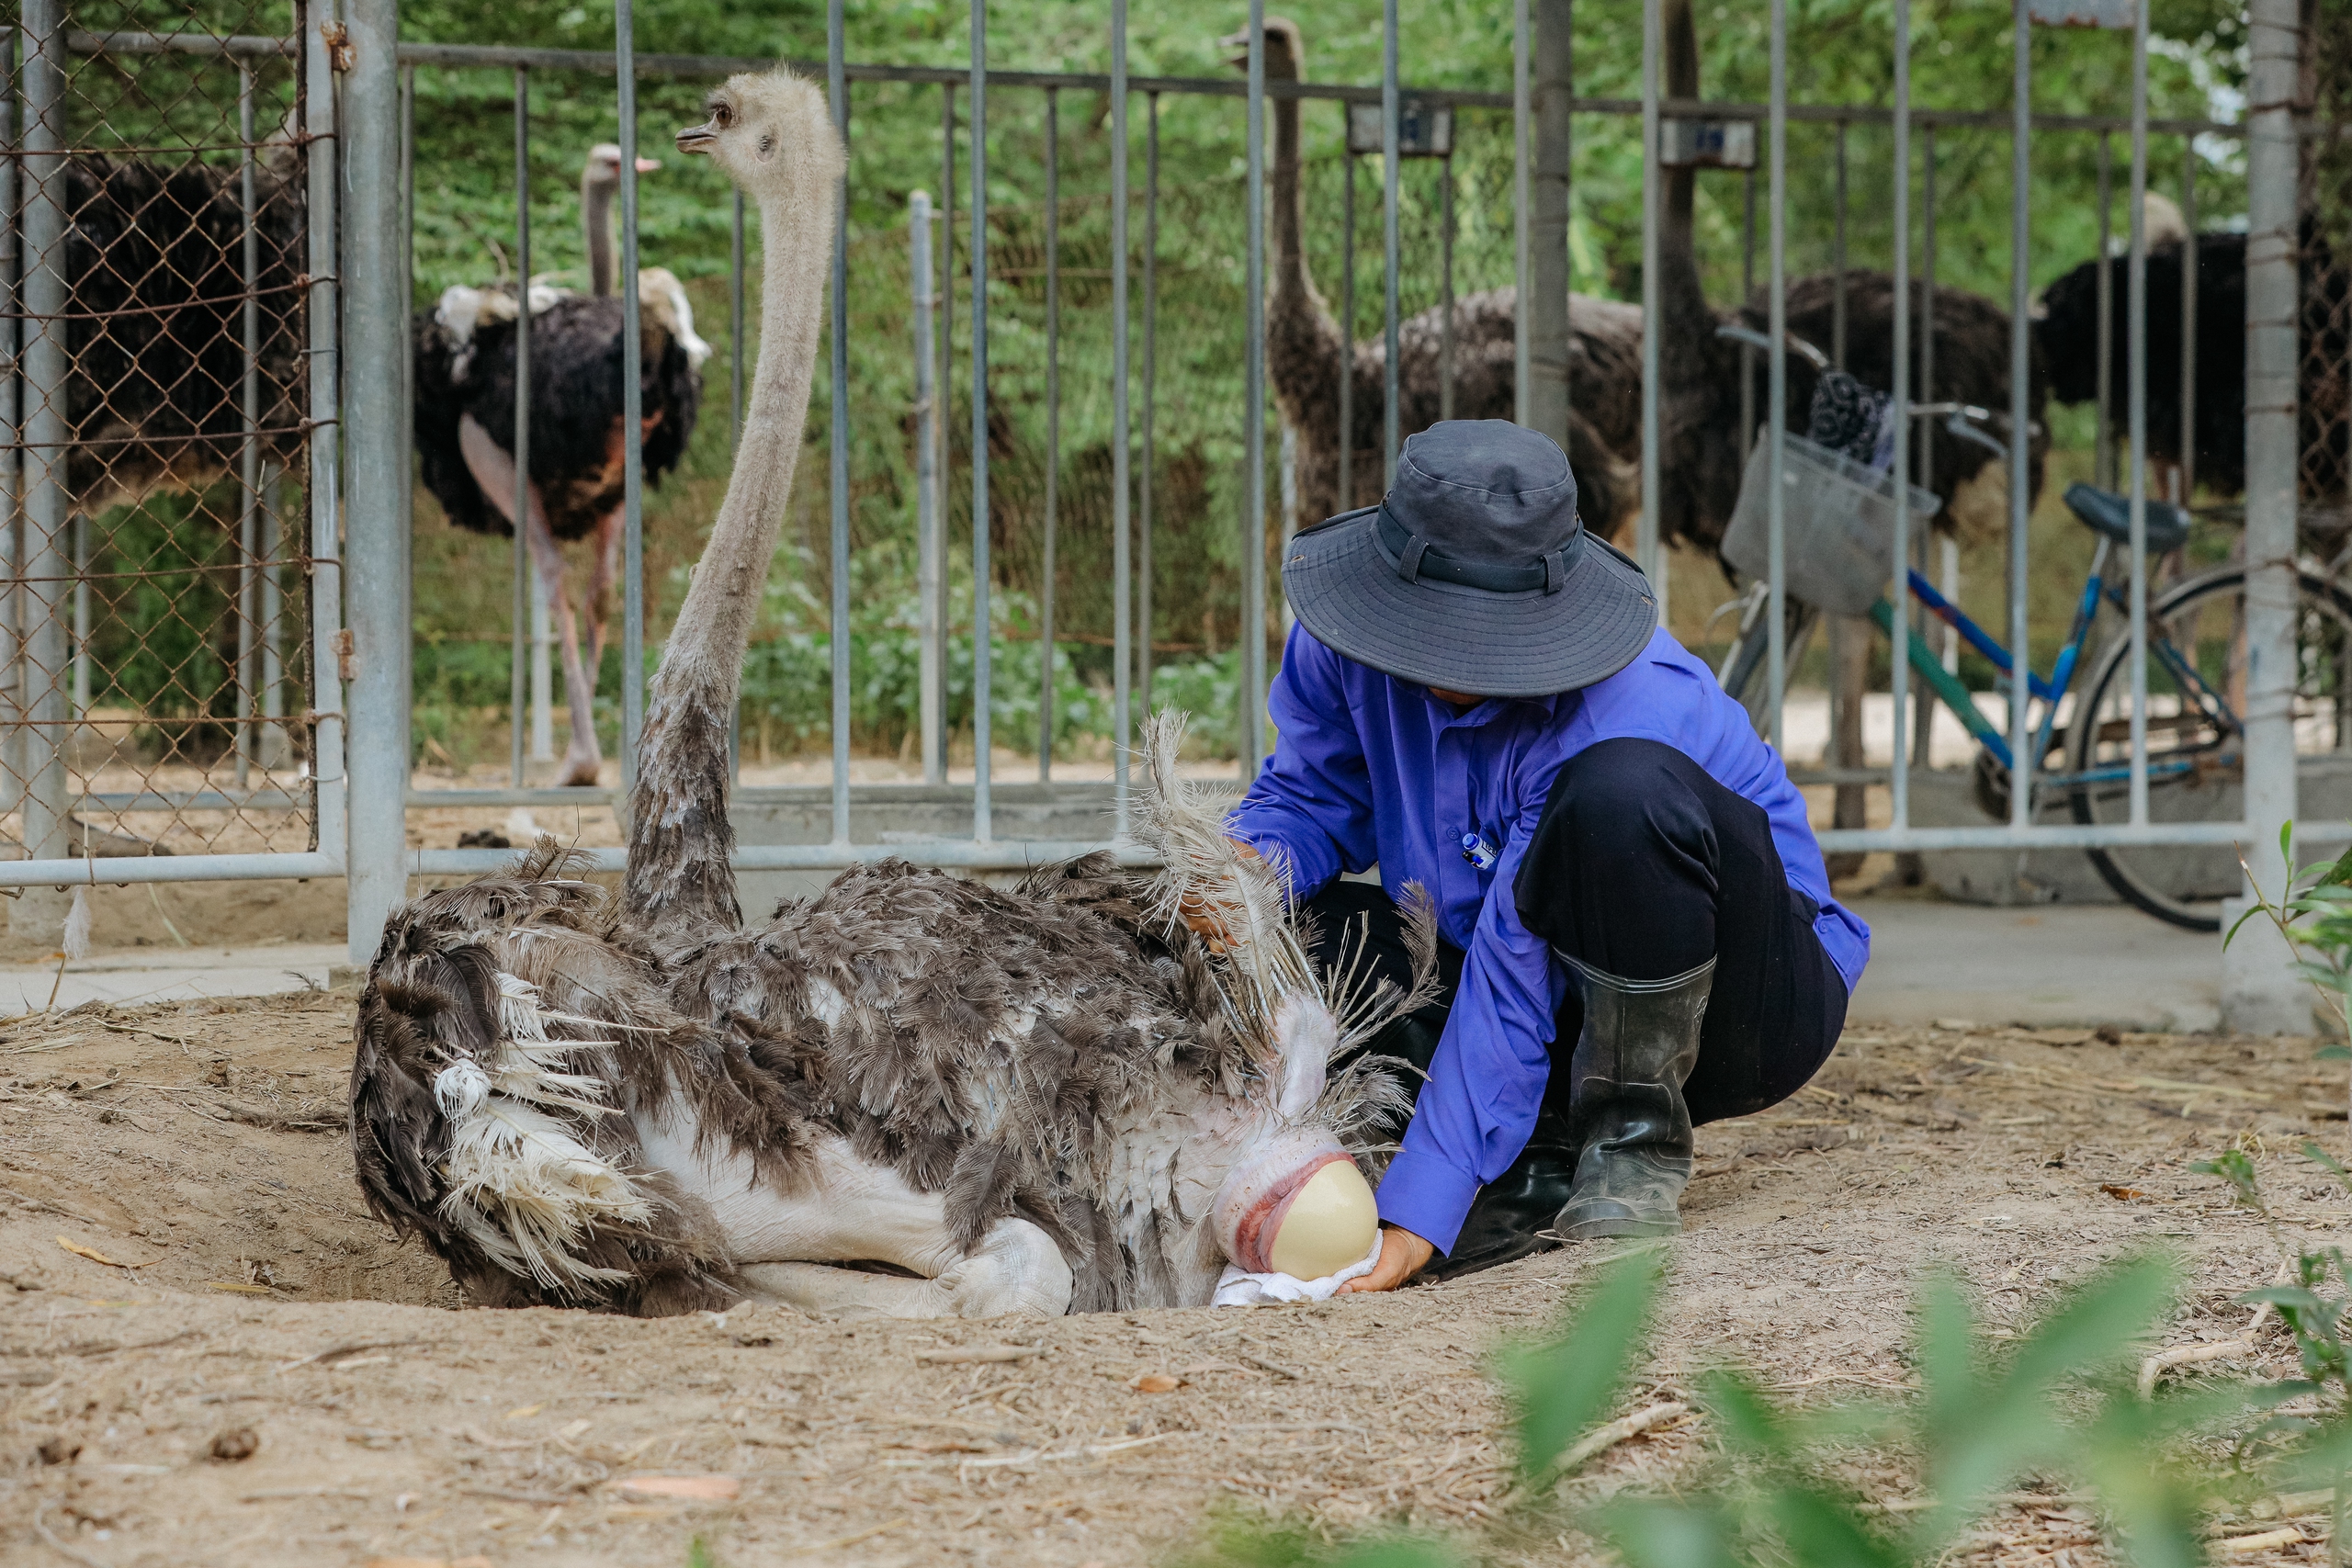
[
  {"xmin": 1554, "ymin": 955, "xmax": 1714, "ymax": 1241},
  {"xmin": 1425, "ymin": 1109, "xmax": 1575, "ymax": 1280}
]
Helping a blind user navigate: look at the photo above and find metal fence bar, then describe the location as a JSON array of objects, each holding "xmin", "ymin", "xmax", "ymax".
[
  {"xmin": 1110, "ymin": 0, "xmax": 1132, "ymax": 837},
  {"xmin": 17, "ymin": 0, "xmax": 68, "ymax": 942},
  {"xmin": 1139, "ymin": 90, "xmax": 1159, "ymax": 717},
  {"xmin": 309, "ymin": 6, "xmax": 346, "ymax": 876},
  {"xmin": 1740, "ymin": 171, "xmax": 1758, "ymax": 453},
  {"xmin": 1241, "ymin": 0, "xmax": 1266, "ymax": 767},
  {"xmin": 90, "ymin": 29, "xmax": 2272, "ymax": 138},
  {"xmin": 233, "ymin": 63, "xmax": 258, "ymax": 787},
  {"xmin": 1888, "ymin": 0, "xmax": 1911, "ymax": 831},
  {"xmin": 1512, "ymin": 0, "xmax": 1530, "ymax": 427},
  {"xmin": 2230, "ymin": 0, "xmax": 2308, "ymax": 1030},
  {"xmin": 1440, "ymin": 153, "xmax": 1455, "ymax": 422},
  {"xmin": 0, "ymin": 852, "xmax": 345, "ymax": 888},
  {"xmin": 509, "ymin": 65, "xmax": 531, "ymax": 790},
  {"xmin": 1, "ymin": 25, "xmax": 17, "ymax": 827},
  {"xmin": 2126, "ymin": 6, "xmax": 2151, "ymax": 825},
  {"xmin": 2006, "ymin": 0, "xmax": 2031, "ymax": 835},
  {"xmin": 2179, "ymin": 137, "xmax": 2197, "ymax": 502},
  {"xmin": 379, "ymin": 815, "xmax": 2352, "ymax": 883},
  {"xmin": 829, "ymin": 0, "xmax": 852, "ymax": 844},
  {"xmin": 1638, "ymin": 0, "xmax": 1662, "ymax": 607},
  {"xmin": 1039, "ymin": 86, "xmax": 1059, "ymax": 785},
  {"xmin": 969, "ymin": 0, "xmax": 993, "ymax": 840},
  {"xmin": 936, "ymin": 84, "xmax": 955, "ymax": 777},
  {"xmin": 910, "ymin": 191, "xmax": 943, "ymax": 786},
  {"xmin": 1381, "ymin": 0, "xmax": 1400, "ymax": 484},
  {"xmin": 343, "ymin": 0, "xmax": 403, "ymax": 959},
  {"xmin": 262, "ymin": 461, "xmax": 286, "ymax": 766},
  {"xmin": 616, "ymin": 0, "xmax": 645, "ymax": 797},
  {"xmin": 2096, "ymin": 129, "xmax": 2113, "ymax": 490},
  {"xmin": 1338, "ymin": 152, "xmax": 1354, "ymax": 511},
  {"xmin": 396, "ymin": 64, "xmax": 414, "ymax": 782},
  {"xmin": 71, "ymin": 511, "xmax": 86, "ymax": 719},
  {"xmin": 1764, "ymin": 0, "xmax": 1787, "ymax": 753},
  {"xmin": 1832, "ymin": 119, "xmax": 1848, "ymax": 369}
]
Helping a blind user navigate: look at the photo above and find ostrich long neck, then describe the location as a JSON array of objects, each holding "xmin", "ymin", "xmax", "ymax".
[
  {"xmin": 1264, "ymin": 53, "xmax": 1346, "ymax": 429},
  {"xmin": 584, "ymin": 175, "xmax": 616, "ymax": 298},
  {"xmin": 622, "ymin": 170, "xmax": 836, "ymax": 938},
  {"xmin": 1657, "ymin": 0, "xmax": 1721, "ymax": 382}
]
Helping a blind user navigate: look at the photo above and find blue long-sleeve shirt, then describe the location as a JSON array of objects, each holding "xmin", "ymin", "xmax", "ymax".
[{"xmin": 1226, "ymin": 623, "xmax": 1869, "ymax": 1254}]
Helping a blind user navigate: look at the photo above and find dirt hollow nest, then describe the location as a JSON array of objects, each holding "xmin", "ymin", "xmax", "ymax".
[{"xmin": 0, "ymin": 994, "xmax": 2344, "ymax": 1567}]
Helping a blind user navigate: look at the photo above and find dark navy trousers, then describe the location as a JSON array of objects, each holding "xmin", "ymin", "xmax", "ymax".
[{"xmin": 1302, "ymin": 737, "xmax": 1848, "ymax": 1129}]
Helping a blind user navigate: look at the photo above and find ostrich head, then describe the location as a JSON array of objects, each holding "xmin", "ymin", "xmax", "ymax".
[
  {"xmin": 581, "ymin": 142, "xmax": 661, "ymax": 194},
  {"xmin": 1220, "ymin": 15, "xmax": 1305, "ymax": 80},
  {"xmin": 676, "ymin": 71, "xmax": 848, "ymax": 198},
  {"xmin": 1203, "ymin": 995, "xmax": 1384, "ymax": 1283}
]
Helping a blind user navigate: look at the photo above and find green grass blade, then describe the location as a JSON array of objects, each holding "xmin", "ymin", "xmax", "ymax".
[{"xmin": 1504, "ymin": 1249, "xmax": 1663, "ymax": 1481}]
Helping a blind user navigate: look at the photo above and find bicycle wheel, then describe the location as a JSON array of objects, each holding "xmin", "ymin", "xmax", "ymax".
[{"xmin": 2064, "ymin": 564, "xmax": 2352, "ymax": 931}]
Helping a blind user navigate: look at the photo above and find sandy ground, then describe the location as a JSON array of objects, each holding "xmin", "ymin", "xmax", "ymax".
[{"xmin": 1, "ymin": 993, "xmax": 2346, "ymax": 1568}]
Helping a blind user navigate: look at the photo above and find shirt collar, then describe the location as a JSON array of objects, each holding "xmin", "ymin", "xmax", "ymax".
[{"xmin": 1411, "ymin": 681, "xmax": 1566, "ymax": 728}]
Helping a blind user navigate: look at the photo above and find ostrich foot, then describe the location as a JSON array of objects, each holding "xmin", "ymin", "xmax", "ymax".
[
  {"xmin": 555, "ymin": 737, "xmax": 603, "ymax": 788},
  {"xmin": 732, "ymin": 1220, "xmax": 1073, "ymax": 1320}
]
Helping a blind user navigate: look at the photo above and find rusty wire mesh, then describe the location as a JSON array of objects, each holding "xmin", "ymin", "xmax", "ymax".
[
  {"xmin": 2306, "ymin": 4, "xmax": 2352, "ymax": 539},
  {"xmin": 7, "ymin": 0, "xmax": 317, "ymax": 864}
]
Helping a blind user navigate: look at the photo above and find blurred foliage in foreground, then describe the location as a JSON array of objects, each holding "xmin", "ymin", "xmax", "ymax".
[{"xmin": 1172, "ymin": 1241, "xmax": 2352, "ymax": 1568}]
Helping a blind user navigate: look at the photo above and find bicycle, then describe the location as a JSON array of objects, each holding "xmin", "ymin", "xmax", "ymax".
[{"xmin": 1713, "ymin": 347, "xmax": 2352, "ymax": 933}]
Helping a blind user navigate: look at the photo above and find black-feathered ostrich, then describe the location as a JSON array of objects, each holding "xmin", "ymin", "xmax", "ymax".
[
  {"xmin": 1235, "ymin": 16, "xmax": 1643, "ymax": 536},
  {"xmin": 412, "ymin": 145, "xmax": 707, "ymax": 786},
  {"xmin": 352, "ymin": 71, "xmax": 1414, "ymax": 1320},
  {"xmin": 2037, "ymin": 226, "xmax": 2351, "ymax": 506},
  {"xmin": 51, "ymin": 154, "xmax": 306, "ymax": 513},
  {"xmin": 1646, "ymin": 0, "xmax": 2046, "ymax": 553}
]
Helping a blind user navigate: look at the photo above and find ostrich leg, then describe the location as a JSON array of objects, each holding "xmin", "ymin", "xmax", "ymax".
[
  {"xmin": 458, "ymin": 416, "xmax": 606, "ymax": 785},
  {"xmin": 584, "ymin": 504, "xmax": 624, "ymax": 679}
]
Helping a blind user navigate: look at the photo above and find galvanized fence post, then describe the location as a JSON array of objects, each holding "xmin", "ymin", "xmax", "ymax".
[
  {"xmin": 910, "ymin": 191, "xmax": 943, "ymax": 785},
  {"xmin": 17, "ymin": 0, "xmax": 71, "ymax": 944},
  {"xmin": 2222, "ymin": 0, "xmax": 2310, "ymax": 1032},
  {"xmin": 344, "ymin": 0, "xmax": 409, "ymax": 965}
]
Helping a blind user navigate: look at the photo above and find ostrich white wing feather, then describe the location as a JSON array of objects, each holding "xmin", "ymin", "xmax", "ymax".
[{"xmin": 438, "ymin": 1096, "xmax": 650, "ymax": 1290}]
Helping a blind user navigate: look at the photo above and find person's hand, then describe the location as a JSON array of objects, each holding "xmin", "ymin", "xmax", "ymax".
[
  {"xmin": 1180, "ymin": 839, "xmax": 1261, "ymax": 948},
  {"xmin": 1338, "ymin": 1224, "xmax": 1434, "ymax": 1293}
]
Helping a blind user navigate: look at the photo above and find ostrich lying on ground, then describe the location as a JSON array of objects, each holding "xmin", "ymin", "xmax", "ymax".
[
  {"xmin": 2036, "ymin": 225, "xmax": 2350, "ymax": 506},
  {"xmin": 352, "ymin": 71, "xmax": 1409, "ymax": 1319},
  {"xmin": 1233, "ymin": 16, "xmax": 1642, "ymax": 535},
  {"xmin": 413, "ymin": 144, "xmax": 707, "ymax": 786}
]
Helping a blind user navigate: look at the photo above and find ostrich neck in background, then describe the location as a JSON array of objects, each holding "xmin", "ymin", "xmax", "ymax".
[
  {"xmin": 583, "ymin": 175, "xmax": 616, "ymax": 298},
  {"xmin": 1656, "ymin": 0, "xmax": 1720, "ymax": 380},
  {"xmin": 621, "ymin": 162, "xmax": 838, "ymax": 938},
  {"xmin": 1264, "ymin": 56, "xmax": 1348, "ymax": 433},
  {"xmin": 1269, "ymin": 82, "xmax": 1314, "ymax": 309}
]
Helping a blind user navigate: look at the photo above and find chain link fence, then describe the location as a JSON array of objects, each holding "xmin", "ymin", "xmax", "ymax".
[{"xmin": 6, "ymin": 0, "xmax": 323, "ymax": 877}]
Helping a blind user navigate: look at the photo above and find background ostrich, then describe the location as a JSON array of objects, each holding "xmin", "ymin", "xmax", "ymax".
[
  {"xmin": 411, "ymin": 146, "xmax": 706, "ymax": 786},
  {"xmin": 1236, "ymin": 16, "xmax": 1642, "ymax": 535},
  {"xmin": 2036, "ymin": 225, "xmax": 2350, "ymax": 507},
  {"xmin": 354, "ymin": 73, "xmax": 1409, "ymax": 1321},
  {"xmin": 51, "ymin": 153, "xmax": 306, "ymax": 514}
]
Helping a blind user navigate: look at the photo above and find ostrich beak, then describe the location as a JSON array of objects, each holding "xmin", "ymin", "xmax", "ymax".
[
  {"xmin": 635, "ymin": 155, "xmax": 662, "ymax": 173},
  {"xmin": 1217, "ymin": 26, "xmax": 1250, "ymax": 69},
  {"xmin": 675, "ymin": 119, "xmax": 718, "ymax": 155}
]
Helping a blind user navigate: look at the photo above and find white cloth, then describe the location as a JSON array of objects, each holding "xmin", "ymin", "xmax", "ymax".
[{"xmin": 1211, "ymin": 1235, "xmax": 1384, "ymax": 1307}]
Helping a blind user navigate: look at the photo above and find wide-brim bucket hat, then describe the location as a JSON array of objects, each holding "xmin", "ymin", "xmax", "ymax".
[{"xmin": 1283, "ymin": 419, "xmax": 1657, "ymax": 698}]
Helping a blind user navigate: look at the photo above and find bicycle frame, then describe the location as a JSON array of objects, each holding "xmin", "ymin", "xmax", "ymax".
[{"xmin": 1871, "ymin": 533, "xmax": 2241, "ymax": 789}]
